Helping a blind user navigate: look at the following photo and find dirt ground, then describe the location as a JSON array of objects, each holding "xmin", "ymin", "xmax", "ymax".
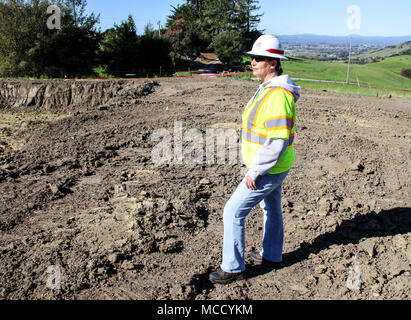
[{"xmin": 0, "ymin": 77, "xmax": 410, "ymax": 300}]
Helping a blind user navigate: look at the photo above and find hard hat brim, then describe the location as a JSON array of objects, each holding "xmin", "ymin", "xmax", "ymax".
[{"xmin": 246, "ymin": 50, "xmax": 288, "ymax": 60}]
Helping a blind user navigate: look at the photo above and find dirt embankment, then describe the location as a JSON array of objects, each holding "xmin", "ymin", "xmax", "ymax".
[{"xmin": 0, "ymin": 78, "xmax": 410, "ymax": 300}]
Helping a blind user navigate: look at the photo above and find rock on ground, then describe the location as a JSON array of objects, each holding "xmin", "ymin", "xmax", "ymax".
[{"xmin": 0, "ymin": 78, "xmax": 410, "ymax": 300}]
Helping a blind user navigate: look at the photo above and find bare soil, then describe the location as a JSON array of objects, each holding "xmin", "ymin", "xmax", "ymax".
[{"xmin": 0, "ymin": 77, "xmax": 410, "ymax": 300}]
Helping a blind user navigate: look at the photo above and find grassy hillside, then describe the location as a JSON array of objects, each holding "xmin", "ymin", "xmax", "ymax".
[
  {"xmin": 353, "ymin": 41, "xmax": 411, "ymax": 59},
  {"xmin": 232, "ymin": 55, "xmax": 411, "ymax": 98},
  {"xmin": 283, "ymin": 55, "xmax": 411, "ymax": 90}
]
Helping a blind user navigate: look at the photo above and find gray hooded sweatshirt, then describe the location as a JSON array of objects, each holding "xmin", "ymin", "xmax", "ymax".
[{"xmin": 246, "ymin": 75, "xmax": 301, "ymax": 181}]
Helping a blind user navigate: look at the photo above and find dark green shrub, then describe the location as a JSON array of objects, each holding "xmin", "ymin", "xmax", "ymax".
[
  {"xmin": 401, "ymin": 68, "xmax": 411, "ymax": 79},
  {"xmin": 212, "ymin": 30, "xmax": 244, "ymax": 66}
]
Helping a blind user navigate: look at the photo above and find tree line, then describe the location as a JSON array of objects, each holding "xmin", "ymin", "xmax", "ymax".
[{"xmin": 0, "ymin": 0, "xmax": 263, "ymax": 79}]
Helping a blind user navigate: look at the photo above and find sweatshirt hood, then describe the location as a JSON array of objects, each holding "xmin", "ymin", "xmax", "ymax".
[{"xmin": 258, "ymin": 75, "xmax": 301, "ymax": 102}]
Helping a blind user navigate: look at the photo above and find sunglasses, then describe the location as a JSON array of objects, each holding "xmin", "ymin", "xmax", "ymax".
[{"xmin": 251, "ymin": 55, "xmax": 271, "ymax": 62}]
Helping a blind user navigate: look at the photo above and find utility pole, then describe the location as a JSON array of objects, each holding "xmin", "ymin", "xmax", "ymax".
[
  {"xmin": 72, "ymin": 0, "xmax": 77, "ymax": 27},
  {"xmin": 157, "ymin": 21, "xmax": 161, "ymax": 37},
  {"xmin": 346, "ymin": 36, "xmax": 352, "ymax": 84}
]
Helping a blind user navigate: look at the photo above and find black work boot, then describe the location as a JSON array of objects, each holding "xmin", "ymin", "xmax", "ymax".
[
  {"xmin": 209, "ymin": 269, "xmax": 245, "ymax": 284},
  {"xmin": 250, "ymin": 251, "xmax": 283, "ymax": 267}
]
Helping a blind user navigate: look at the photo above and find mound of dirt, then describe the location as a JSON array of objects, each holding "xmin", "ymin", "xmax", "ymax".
[
  {"xmin": 0, "ymin": 79, "xmax": 158, "ymax": 112},
  {"xmin": 0, "ymin": 78, "xmax": 409, "ymax": 300}
]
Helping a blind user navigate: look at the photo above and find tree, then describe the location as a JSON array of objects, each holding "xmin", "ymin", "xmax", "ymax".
[
  {"xmin": 233, "ymin": 0, "xmax": 263, "ymax": 49},
  {"xmin": 166, "ymin": 2, "xmax": 197, "ymax": 27},
  {"xmin": 165, "ymin": 0, "xmax": 263, "ymax": 61},
  {"xmin": 98, "ymin": 15, "xmax": 140, "ymax": 77},
  {"xmin": 27, "ymin": 0, "xmax": 100, "ymax": 78},
  {"xmin": 27, "ymin": 23, "xmax": 100, "ymax": 78},
  {"xmin": 0, "ymin": 0, "xmax": 50, "ymax": 76},
  {"xmin": 165, "ymin": 2, "xmax": 207, "ymax": 61},
  {"xmin": 139, "ymin": 34, "xmax": 173, "ymax": 77},
  {"xmin": 186, "ymin": 0, "xmax": 205, "ymax": 18},
  {"xmin": 213, "ymin": 29, "xmax": 244, "ymax": 65},
  {"xmin": 0, "ymin": 0, "xmax": 100, "ymax": 78},
  {"xmin": 234, "ymin": 0, "xmax": 263, "ymax": 33},
  {"xmin": 200, "ymin": 0, "xmax": 236, "ymax": 40},
  {"xmin": 165, "ymin": 18, "xmax": 203, "ymax": 63}
]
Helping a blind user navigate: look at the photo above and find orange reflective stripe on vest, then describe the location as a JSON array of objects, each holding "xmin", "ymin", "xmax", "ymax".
[{"xmin": 241, "ymin": 85, "xmax": 297, "ymax": 175}]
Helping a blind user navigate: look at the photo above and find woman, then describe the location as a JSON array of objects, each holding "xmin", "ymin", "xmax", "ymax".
[{"xmin": 209, "ymin": 34, "xmax": 301, "ymax": 284}]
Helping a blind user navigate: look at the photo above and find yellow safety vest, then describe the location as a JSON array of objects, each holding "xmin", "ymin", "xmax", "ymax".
[{"xmin": 241, "ymin": 86, "xmax": 296, "ymax": 174}]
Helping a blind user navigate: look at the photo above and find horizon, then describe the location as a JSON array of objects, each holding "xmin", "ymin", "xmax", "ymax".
[
  {"xmin": 85, "ymin": 0, "xmax": 411, "ymax": 38},
  {"xmin": 277, "ymin": 33, "xmax": 411, "ymax": 38}
]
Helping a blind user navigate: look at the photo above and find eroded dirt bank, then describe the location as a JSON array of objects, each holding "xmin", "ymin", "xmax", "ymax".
[{"xmin": 0, "ymin": 78, "xmax": 410, "ymax": 300}]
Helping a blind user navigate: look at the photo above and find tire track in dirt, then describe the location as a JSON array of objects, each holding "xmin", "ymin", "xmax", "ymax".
[{"xmin": 0, "ymin": 78, "xmax": 410, "ymax": 300}]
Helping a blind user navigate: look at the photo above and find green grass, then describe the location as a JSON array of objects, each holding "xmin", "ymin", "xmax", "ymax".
[
  {"xmin": 173, "ymin": 71, "xmax": 195, "ymax": 77},
  {"xmin": 227, "ymin": 55, "xmax": 411, "ymax": 99},
  {"xmin": 366, "ymin": 55, "xmax": 410, "ymax": 75},
  {"xmin": 282, "ymin": 55, "xmax": 411, "ymax": 90},
  {"xmin": 227, "ymin": 72, "xmax": 411, "ymax": 99},
  {"xmin": 353, "ymin": 42, "xmax": 411, "ymax": 59},
  {"xmin": 295, "ymin": 80, "xmax": 411, "ymax": 99},
  {"xmin": 92, "ymin": 65, "xmax": 115, "ymax": 79}
]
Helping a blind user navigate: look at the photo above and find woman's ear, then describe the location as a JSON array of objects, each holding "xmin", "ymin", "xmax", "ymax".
[{"xmin": 270, "ymin": 59, "xmax": 277, "ymax": 70}]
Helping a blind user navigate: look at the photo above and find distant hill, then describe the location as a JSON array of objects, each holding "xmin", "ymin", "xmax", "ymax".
[
  {"xmin": 281, "ymin": 55, "xmax": 411, "ymax": 90},
  {"xmin": 276, "ymin": 34, "xmax": 411, "ymax": 62},
  {"xmin": 277, "ymin": 34, "xmax": 411, "ymax": 47},
  {"xmin": 353, "ymin": 41, "xmax": 411, "ymax": 59}
]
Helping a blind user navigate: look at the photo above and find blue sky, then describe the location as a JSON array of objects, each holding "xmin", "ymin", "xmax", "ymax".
[{"xmin": 85, "ymin": 0, "xmax": 411, "ymax": 37}]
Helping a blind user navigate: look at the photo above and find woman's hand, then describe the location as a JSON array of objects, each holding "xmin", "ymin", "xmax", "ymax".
[{"xmin": 245, "ymin": 175, "xmax": 257, "ymax": 190}]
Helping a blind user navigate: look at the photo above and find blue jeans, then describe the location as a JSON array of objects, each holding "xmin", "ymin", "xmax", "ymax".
[{"xmin": 221, "ymin": 170, "xmax": 289, "ymax": 273}]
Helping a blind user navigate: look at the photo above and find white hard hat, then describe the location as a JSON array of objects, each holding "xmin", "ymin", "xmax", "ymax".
[{"xmin": 246, "ymin": 34, "xmax": 288, "ymax": 60}]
